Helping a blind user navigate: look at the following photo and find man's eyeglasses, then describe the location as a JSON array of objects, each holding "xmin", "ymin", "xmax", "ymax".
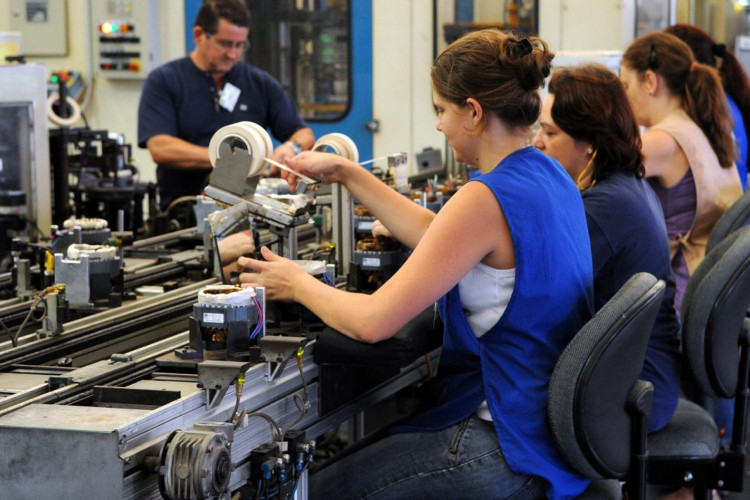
[{"xmin": 206, "ymin": 32, "xmax": 249, "ymax": 52}]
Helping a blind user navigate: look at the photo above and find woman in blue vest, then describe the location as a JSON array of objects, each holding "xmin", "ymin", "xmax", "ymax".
[{"xmin": 239, "ymin": 29, "xmax": 594, "ymax": 499}]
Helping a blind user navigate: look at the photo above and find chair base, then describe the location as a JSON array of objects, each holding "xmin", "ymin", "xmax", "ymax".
[{"xmin": 647, "ymin": 451, "xmax": 745, "ymax": 493}]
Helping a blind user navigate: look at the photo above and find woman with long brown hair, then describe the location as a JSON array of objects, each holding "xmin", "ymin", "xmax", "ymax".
[
  {"xmin": 666, "ymin": 23, "xmax": 750, "ymax": 190},
  {"xmin": 620, "ymin": 31, "xmax": 742, "ymax": 312}
]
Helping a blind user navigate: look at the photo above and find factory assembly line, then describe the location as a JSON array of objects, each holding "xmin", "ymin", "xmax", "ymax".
[{"xmin": 0, "ymin": 100, "xmax": 445, "ymax": 499}]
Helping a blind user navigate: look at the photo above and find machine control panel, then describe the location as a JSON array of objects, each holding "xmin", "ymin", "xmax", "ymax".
[{"xmin": 90, "ymin": 0, "xmax": 160, "ymax": 79}]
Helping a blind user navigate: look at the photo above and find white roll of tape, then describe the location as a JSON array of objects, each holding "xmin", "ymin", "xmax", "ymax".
[
  {"xmin": 47, "ymin": 93, "xmax": 81, "ymax": 127},
  {"xmin": 242, "ymin": 121, "xmax": 273, "ymax": 162},
  {"xmin": 313, "ymin": 133, "xmax": 359, "ymax": 163},
  {"xmin": 208, "ymin": 121, "xmax": 271, "ymax": 178}
]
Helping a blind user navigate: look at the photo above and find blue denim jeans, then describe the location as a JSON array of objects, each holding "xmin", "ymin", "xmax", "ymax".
[{"xmin": 309, "ymin": 415, "xmax": 547, "ymax": 499}]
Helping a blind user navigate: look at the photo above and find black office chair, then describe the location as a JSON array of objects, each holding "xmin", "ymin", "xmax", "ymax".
[
  {"xmin": 646, "ymin": 226, "xmax": 750, "ymax": 499},
  {"xmin": 705, "ymin": 189, "xmax": 750, "ymax": 254},
  {"xmin": 548, "ymin": 272, "xmax": 666, "ymax": 500}
]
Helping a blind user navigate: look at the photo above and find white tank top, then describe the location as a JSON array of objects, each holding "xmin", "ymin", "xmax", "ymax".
[
  {"xmin": 458, "ymin": 261, "xmax": 515, "ymax": 421},
  {"xmin": 458, "ymin": 261, "xmax": 515, "ymax": 337}
]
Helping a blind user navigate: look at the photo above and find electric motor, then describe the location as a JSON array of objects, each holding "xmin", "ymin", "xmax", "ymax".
[{"xmin": 158, "ymin": 429, "xmax": 233, "ymax": 500}]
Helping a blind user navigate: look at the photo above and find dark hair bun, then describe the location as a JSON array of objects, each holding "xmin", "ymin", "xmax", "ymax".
[{"xmin": 505, "ymin": 37, "xmax": 554, "ymax": 91}]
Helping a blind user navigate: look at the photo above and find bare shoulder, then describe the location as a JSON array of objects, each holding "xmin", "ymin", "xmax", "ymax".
[
  {"xmin": 641, "ymin": 129, "xmax": 686, "ymax": 180},
  {"xmin": 642, "ymin": 129, "xmax": 680, "ymax": 158},
  {"xmin": 432, "ymin": 180, "xmax": 512, "ymax": 267}
]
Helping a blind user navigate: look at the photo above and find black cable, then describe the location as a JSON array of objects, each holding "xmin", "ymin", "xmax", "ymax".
[
  {"xmin": 281, "ymin": 358, "xmax": 310, "ymax": 440},
  {"xmin": 19, "ymin": 216, "xmax": 47, "ymax": 240},
  {"xmin": 25, "ymin": 242, "xmax": 54, "ymax": 259},
  {"xmin": 0, "ymin": 317, "xmax": 16, "ymax": 347},
  {"xmin": 245, "ymin": 411, "xmax": 282, "ymax": 441}
]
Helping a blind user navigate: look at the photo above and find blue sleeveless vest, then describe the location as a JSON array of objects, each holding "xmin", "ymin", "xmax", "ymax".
[{"xmin": 399, "ymin": 147, "xmax": 594, "ymax": 499}]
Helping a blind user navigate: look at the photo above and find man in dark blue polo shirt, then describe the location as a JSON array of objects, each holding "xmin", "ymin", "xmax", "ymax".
[{"xmin": 138, "ymin": 0, "xmax": 314, "ymax": 211}]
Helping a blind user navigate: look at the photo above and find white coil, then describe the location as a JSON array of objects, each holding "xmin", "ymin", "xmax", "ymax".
[
  {"xmin": 66, "ymin": 244, "xmax": 116, "ymax": 260},
  {"xmin": 197, "ymin": 284, "xmax": 256, "ymax": 306},
  {"xmin": 47, "ymin": 93, "xmax": 82, "ymax": 127},
  {"xmin": 62, "ymin": 216, "xmax": 108, "ymax": 230}
]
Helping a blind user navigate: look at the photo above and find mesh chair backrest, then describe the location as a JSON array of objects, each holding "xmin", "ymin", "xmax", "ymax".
[
  {"xmin": 706, "ymin": 190, "xmax": 750, "ymax": 254},
  {"xmin": 681, "ymin": 225, "xmax": 750, "ymax": 398},
  {"xmin": 548, "ymin": 273, "xmax": 665, "ymax": 479}
]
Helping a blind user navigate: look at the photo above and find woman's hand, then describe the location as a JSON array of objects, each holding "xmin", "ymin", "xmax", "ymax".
[
  {"xmin": 217, "ymin": 230, "xmax": 255, "ymax": 265},
  {"xmin": 284, "ymin": 151, "xmax": 348, "ymax": 192},
  {"xmin": 371, "ymin": 220, "xmax": 394, "ymax": 239},
  {"xmin": 266, "ymin": 141, "xmax": 297, "ymax": 177},
  {"xmin": 237, "ymin": 246, "xmax": 310, "ymax": 302}
]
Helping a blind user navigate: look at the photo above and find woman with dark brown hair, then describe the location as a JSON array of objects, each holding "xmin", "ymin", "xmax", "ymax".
[
  {"xmin": 620, "ymin": 31, "xmax": 742, "ymax": 313},
  {"xmin": 240, "ymin": 28, "xmax": 594, "ymax": 499},
  {"xmin": 534, "ymin": 63, "xmax": 681, "ymax": 432},
  {"xmin": 666, "ymin": 23, "xmax": 750, "ymax": 190}
]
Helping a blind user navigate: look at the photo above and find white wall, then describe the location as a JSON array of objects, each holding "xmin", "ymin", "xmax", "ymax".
[
  {"xmin": 371, "ymin": 0, "xmax": 643, "ymax": 172},
  {"xmin": 372, "ymin": 0, "xmax": 445, "ymax": 171},
  {"xmin": 539, "ymin": 0, "xmax": 635, "ymax": 53},
  {"xmin": 0, "ymin": 0, "xmax": 187, "ymax": 184}
]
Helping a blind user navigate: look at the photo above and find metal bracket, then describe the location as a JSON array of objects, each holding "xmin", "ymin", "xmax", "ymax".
[
  {"xmin": 258, "ymin": 336, "xmax": 309, "ymax": 380},
  {"xmin": 204, "ymin": 142, "xmax": 311, "ymax": 230},
  {"xmin": 197, "ymin": 360, "xmax": 251, "ymax": 409},
  {"xmin": 194, "ymin": 421, "xmax": 235, "ymax": 444},
  {"xmin": 209, "ymin": 142, "xmax": 260, "ymax": 200}
]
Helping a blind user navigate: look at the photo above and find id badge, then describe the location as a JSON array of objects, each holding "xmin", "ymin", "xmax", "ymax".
[{"xmin": 219, "ymin": 82, "xmax": 241, "ymax": 112}]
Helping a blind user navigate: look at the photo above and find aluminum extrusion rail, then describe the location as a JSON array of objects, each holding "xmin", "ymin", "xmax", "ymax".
[
  {"xmin": 0, "ymin": 332, "xmax": 191, "ymax": 417},
  {"xmin": 0, "ymin": 278, "xmax": 217, "ymax": 369}
]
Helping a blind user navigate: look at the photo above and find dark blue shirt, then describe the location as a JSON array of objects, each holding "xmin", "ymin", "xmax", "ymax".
[
  {"xmin": 583, "ymin": 173, "xmax": 681, "ymax": 431},
  {"xmin": 137, "ymin": 57, "xmax": 308, "ymax": 209}
]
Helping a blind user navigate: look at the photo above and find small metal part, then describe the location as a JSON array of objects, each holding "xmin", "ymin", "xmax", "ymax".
[
  {"xmin": 258, "ymin": 336, "xmax": 309, "ymax": 380},
  {"xmin": 109, "ymin": 353, "xmax": 133, "ymax": 363},
  {"xmin": 38, "ymin": 291, "xmax": 64, "ymax": 337},
  {"xmin": 196, "ymin": 360, "xmax": 251, "ymax": 409},
  {"xmin": 15, "ymin": 259, "xmax": 31, "ymax": 295}
]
